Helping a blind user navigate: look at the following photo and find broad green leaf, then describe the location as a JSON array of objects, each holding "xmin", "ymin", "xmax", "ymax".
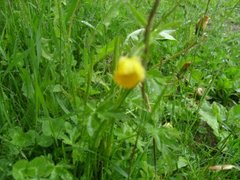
[
  {"xmin": 216, "ymin": 75, "xmax": 233, "ymax": 90},
  {"xmin": 199, "ymin": 102, "xmax": 220, "ymax": 136},
  {"xmin": 42, "ymin": 118, "xmax": 65, "ymax": 139},
  {"xmin": 50, "ymin": 165, "xmax": 74, "ymax": 180},
  {"xmin": 228, "ymin": 104, "xmax": 240, "ymax": 120},
  {"xmin": 10, "ymin": 128, "xmax": 37, "ymax": 148},
  {"xmin": 29, "ymin": 157, "xmax": 54, "ymax": 177},
  {"xmin": 12, "ymin": 160, "xmax": 28, "ymax": 180},
  {"xmin": 12, "ymin": 157, "xmax": 54, "ymax": 179},
  {"xmin": 37, "ymin": 134, "xmax": 54, "ymax": 147},
  {"xmin": 61, "ymin": 121, "xmax": 81, "ymax": 145},
  {"xmin": 227, "ymin": 104, "xmax": 240, "ymax": 135},
  {"xmin": 212, "ymin": 102, "xmax": 227, "ymax": 123}
]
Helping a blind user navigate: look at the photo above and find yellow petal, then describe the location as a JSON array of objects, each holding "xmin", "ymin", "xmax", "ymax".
[{"xmin": 114, "ymin": 56, "xmax": 145, "ymax": 89}]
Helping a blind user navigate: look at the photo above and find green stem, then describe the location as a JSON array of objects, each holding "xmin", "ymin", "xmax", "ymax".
[
  {"xmin": 128, "ymin": 128, "xmax": 140, "ymax": 179},
  {"xmin": 153, "ymin": 137, "xmax": 157, "ymax": 178}
]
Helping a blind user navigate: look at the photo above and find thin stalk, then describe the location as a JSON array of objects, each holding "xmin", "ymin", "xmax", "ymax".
[
  {"xmin": 188, "ymin": 72, "xmax": 218, "ymax": 133},
  {"xmin": 151, "ymin": 36, "xmax": 208, "ymax": 71},
  {"xmin": 128, "ymin": 1, "xmax": 161, "ymax": 179},
  {"xmin": 204, "ymin": 0, "xmax": 211, "ymax": 15},
  {"xmin": 143, "ymin": 0, "xmax": 161, "ymax": 67},
  {"xmin": 128, "ymin": 128, "xmax": 140, "ymax": 179},
  {"xmin": 67, "ymin": 0, "xmax": 81, "ymax": 39},
  {"xmin": 140, "ymin": 83, "xmax": 152, "ymax": 112},
  {"xmin": 153, "ymin": 137, "xmax": 157, "ymax": 178},
  {"xmin": 141, "ymin": 0, "xmax": 160, "ymax": 112},
  {"xmin": 142, "ymin": 1, "xmax": 161, "ymax": 178}
]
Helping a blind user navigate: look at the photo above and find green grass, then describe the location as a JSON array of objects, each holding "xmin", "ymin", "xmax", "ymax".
[{"xmin": 0, "ymin": 0, "xmax": 240, "ymax": 179}]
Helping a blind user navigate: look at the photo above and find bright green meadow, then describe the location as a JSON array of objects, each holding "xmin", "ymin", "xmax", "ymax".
[{"xmin": 0, "ymin": 0, "xmax": 240, "ymax": 179}]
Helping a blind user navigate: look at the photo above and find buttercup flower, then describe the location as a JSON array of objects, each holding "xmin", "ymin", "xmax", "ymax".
[{"xmin": 114, "ymin": 56, "xmax": 145, "ymax": 89}]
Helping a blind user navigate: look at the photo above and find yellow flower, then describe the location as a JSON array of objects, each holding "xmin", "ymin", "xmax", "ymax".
[{"xmin": 114, "ymin": 56, "xmax": 145, "ymax": 89}]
